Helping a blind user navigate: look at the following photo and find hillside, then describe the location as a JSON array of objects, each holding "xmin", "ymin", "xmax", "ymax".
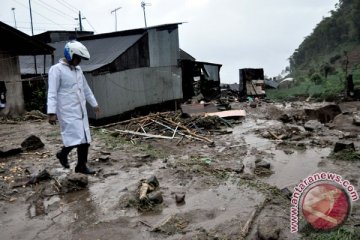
[{"xmin": 269, "ymin": 0, "xmax": 360, "ymax": 100}]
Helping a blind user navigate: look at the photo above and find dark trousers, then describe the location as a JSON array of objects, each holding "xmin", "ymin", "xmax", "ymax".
[{"xmin": 59, "ymin": 143, "xmax": 89, "ymax": 166}]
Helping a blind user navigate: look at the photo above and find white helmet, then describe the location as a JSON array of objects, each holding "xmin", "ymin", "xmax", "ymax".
[{"xmin": 64, "ymin": 40, "xmax": 90, "ymax": 61}]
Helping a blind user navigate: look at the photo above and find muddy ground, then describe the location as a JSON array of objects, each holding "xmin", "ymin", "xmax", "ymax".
[{"xmin": 1, "ymin": 101, "xmax": 360, "ymax": 240}]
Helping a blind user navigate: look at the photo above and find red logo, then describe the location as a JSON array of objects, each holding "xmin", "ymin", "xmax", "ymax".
[{"xmin": 301, "ymin": 183, "xmax": 350, "ymax": 230}]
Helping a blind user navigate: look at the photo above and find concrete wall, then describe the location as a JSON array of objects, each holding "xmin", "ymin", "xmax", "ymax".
[
  {"xmin": 148, "ymin": 27, "xmax": 179, "ymax": 67},
  {"xmin": 0, "ymin": 53, "xmax": 25, "ymax": 117},
  {"xmin": 85, "ymin": 66, "xmax": 182, "ymax": 119}
]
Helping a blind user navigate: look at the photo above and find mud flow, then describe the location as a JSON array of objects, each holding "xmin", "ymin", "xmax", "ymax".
[{"xmin": 1, "ymin": 102, "xmax": 360, "ymax": 239}]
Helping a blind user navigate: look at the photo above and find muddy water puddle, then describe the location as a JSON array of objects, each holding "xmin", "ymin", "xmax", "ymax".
[{"xmin": 233, "ymin": 119, "xmax": 332, "ymax": 189}]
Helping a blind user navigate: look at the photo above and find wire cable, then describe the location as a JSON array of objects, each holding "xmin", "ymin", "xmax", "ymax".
[
  {"xmin": 34, "ymin": 0, "xmax": 75, "ymax": 20},
  {"xmin": 84, "ymin": 18, "xmax": 97, "ymax": 33},
  {"xmin": 61, "ymin": 0, "xmax": 80, "ymax": 12},
  {"xmin": 13, "ymin": 0, "xmax": 73, "ymax": 30},
  {"xmin": 54, "ymin": 0, "xmax": 78, "ymax": 14}
]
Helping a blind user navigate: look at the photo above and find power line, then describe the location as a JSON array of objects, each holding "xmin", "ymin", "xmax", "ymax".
[
  {"xmin": 13, "ymin": 0, "xmax": 73, "ymax": 30},
  {"xmin": 62, "ymin": 0, "xmax": 80, "ymax": 12},
  {"xmin": 85, "ymin": 19, "xmax": 97, "ymax": 33},
  {"xmin": 54, "ymin": 0, "xmax": 78, "ymax": 14},
  {"xmin": 2, "ymin": 20, "xmax": 76, "ymax": 26},
  {"xmin": 34, "ymin": 0, "xmax": 75, "ymax": 20}
]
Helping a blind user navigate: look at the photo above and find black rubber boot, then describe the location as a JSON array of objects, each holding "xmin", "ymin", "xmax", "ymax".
[
  {"xmin": 56, "ymin": 146, "xmax": 73, "ymax": 168},
  {"xmin": 75, "ymin": 144, "xmax": 95, "ymax": 175}
]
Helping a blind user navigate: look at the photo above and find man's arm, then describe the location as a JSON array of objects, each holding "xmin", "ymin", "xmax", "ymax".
[
  {"xmin": 82, "ymin": 74, "xmax": 100, "ymax": 118},
  {"xmin": 47, "ymin": 66, "xmax": 60, "ymax": 124}
]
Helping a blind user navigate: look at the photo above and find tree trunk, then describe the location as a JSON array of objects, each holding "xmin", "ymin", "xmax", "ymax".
[{"xmin": 0, "ymin": 53, "xmax": 25, "ymax": 117}]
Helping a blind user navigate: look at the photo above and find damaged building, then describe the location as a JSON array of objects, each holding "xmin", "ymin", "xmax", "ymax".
[
  {"xmin": 20, "ymin": 23, "xmax": 223, "ymax": 120},
  {"xmin": 21, "ymin": 24, "xmax": 183, "ymax": 120},
  {"xmin": 180, "ymin": 54, "xmax": 222, "ymax": 101},
  {"xmin": 239, "ymin": 68, "xmax": 266, "ymax": 97},
  {"xmin": 0, "ymin": 21, "xmax": 54, "ymax": 117}
]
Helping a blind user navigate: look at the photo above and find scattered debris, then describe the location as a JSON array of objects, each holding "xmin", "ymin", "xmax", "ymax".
[
  {"xmin": 206, "ymin": 109, "xmax": 246, "ymax": 119},
  {"xmin": 105, "ymin": 112, "xmax": 224, "ymax": 143},
  {"xmin": 27, "ymin": 169, "xmax": 51, "ymax": 185},
  {"xmin": 138, "ymin": 175, "xmax": 159, "ymax": 201},
  {"xmin": 24, "ymin": 110, "xmax": 47, "ymax": 121}
]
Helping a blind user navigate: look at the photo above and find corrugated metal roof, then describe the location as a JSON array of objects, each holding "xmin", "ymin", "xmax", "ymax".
[
  {"xmin": 0, "ymin": 21, "xmax": 54, "ymax": 55},
  {"xmin": 20, "ymin": 34, "xmax": 143, "ymax": 74}
]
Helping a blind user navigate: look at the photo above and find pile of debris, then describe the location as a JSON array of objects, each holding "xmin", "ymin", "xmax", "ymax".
[{"xmin": 102, "ymin": 112, "xmax": 234, "ymax": 144}]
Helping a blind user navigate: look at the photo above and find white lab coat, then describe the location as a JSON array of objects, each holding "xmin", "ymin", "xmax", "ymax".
[{"xmin": 47, "ymin": 59, "xmax": 98, "ymax": 147}]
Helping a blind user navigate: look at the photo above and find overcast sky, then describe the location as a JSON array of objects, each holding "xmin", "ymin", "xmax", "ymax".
[{"xmin": 1, "ymin": 0, "xmax": 338, "ymax": 83}]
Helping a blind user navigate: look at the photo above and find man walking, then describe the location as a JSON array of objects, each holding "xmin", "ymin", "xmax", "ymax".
[{"xmin": 47, "ymin": 40, "xmax": 100, "ymax": 174}]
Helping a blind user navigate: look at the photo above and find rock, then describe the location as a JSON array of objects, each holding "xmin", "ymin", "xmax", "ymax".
[
  {"xmin": 147, "ymin": 191, "xmax": 163, "ymax": 204},
  {"xmin": 147, "ymin": 175, "xmax": 160, "ymax": 188},
  {"xmin": 250, "ymin": 102, "xmax": 257, "ymax": 108},
  {"xmin": 353, "ymin": 114, "xmax": 360, "ymax": 126},
  {"xmin": 0, "ymin": 146, "xmax": 22, "ymax": 158},
  {"xmin": 61, "ymin": 173, "xmax": 88, "ymax": 192},
  {"xmin": 255, "ymin": 160, "xmax": 271, "ymax": 169},
  {"xmin": 280, "ymin": 187, "xmax": 292, "ymax": 200},
  {"xmin": 304, "ymin": 120, "xmax": 323, "ymax": 131},
  {"xmin": 175, "ymin": 193, "xmax": 185, "ymax": 204},
  {"xmin": 100, "ymin": 150, "xmax": 111, "ymax": 155},
  {"xmin": 152, "ymin": 215, "xmax": 189, "ymax": 235},
  {"xmin": 240, "ymin": 173, "xmax": 256, "ymax": 180},
  {"xmin": 283, "ymin": 149, "xmax": 294, "ymax": 155},
  {"xmin": 98, "ymin": 155, "xmax": 110, "ymax": 162},
  {"xmin": 278, "ymin": 114, "xmax": 292, "ymax": 123},
  {"xmin": 21, "ymin": 135, "xmax": 44, "ymax": 151},
  {"xmin": 27, "ymin": 169, "xmax": 51, "ymax": 185},
  {"xmin": 103, "ymin": 172, "xmax": 118, "ymax": 178},
  {"xmin": 133, "ymin": 154, "xmax": 151, "ymax": 159},
  {"xmin": 343, "ymin": 132, "xmax": 358, "ymax": 139},
  {"xmin": 305, "ymin": 105, "xmax": 342, "ymax": 123},
  {"xmin": 218, "ymin": 161, "xmax": 244, "ymax": 174},
  {"xmin": 334, "ymin": 141, "xmax": 355, "ymax": 153},
  {"xmin": 257, "ymin": 217, "xmax": 281, "ymax": 240}
]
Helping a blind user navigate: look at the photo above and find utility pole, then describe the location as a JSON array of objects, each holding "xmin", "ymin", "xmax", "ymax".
[
  {"xmin": 111, "ymin": 7, "xmax": 121, "ymax": 31},
  {"xmin": 11, "ymin": 8, "xmax": 17, "ymax": 29},
  {"xmin": 28, "ymin": 0, "xmax": 37, "ymax": 74},
  {"xmin": 141, "ymin": 1, "xmax": 151, "ymax": 28},
  {"xmin": 75, "ymin": 11, "xmax": 86, "ymax": 31},
  {"xmin": 28, "ymin": 0, "xmax": 34, "ymax": 35}
]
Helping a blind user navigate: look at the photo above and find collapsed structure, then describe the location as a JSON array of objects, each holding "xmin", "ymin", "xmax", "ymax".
[{"xmin": 239, "ymin": 68, "xmax": 266, "ymax": 97}]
